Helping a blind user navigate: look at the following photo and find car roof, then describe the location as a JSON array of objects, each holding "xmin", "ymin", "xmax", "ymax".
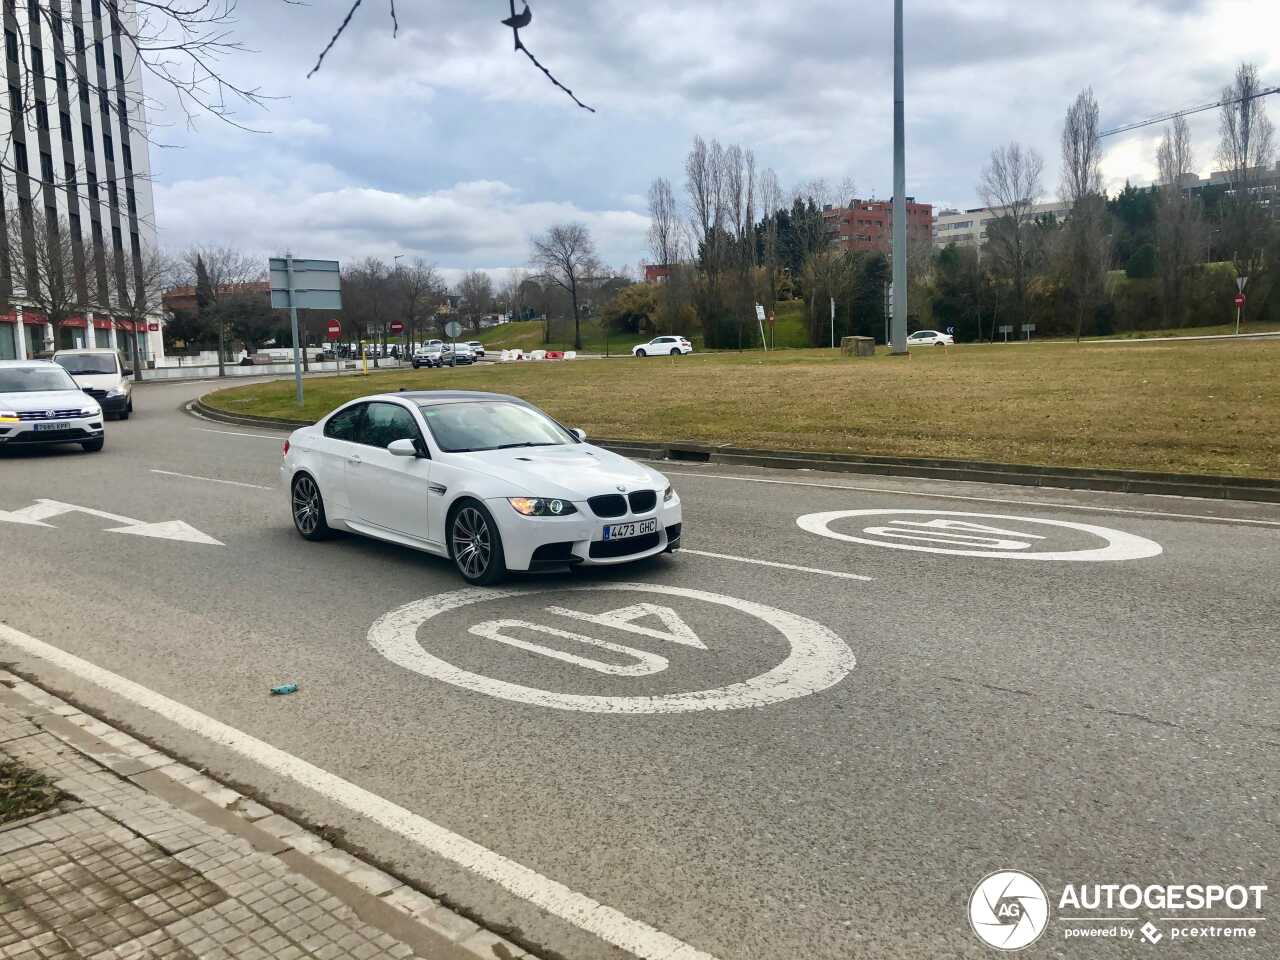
[
  {"xmin": 367, "ymin": 390, "xmax": 523, "ymax": 406},
  {"xmin": 52, "ymin": 347, "xmax": 119, "ymax": 354},
  {"xmin": 0, "ymin": 359, "xmax": 58, "ymax": 368}
]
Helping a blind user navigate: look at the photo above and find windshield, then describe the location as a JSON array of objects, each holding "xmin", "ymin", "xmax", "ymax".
[
  {"xmin": 0, "ymin": 365, "xmax": 80, "ymax": 393},
  {"xmin": 418, "ymin": 401, "xmax": 573, "ymax": 453},
  {"xmin": 54, "ymin": 354, "xmax": 118, "ymax": 375}
]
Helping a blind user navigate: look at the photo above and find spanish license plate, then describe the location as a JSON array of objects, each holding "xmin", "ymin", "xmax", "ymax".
[
  {"xmin": 603, "ymin": 518, "xmax": 658, "ymax": 541},
  {"xmin": 33, "ymin": 422, "xmax": 71, "ymax": 432}
]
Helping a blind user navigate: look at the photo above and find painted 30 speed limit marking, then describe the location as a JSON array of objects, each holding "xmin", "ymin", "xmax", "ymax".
[{"xmin": 796, "ymin": 509, "xmax": 1163, "ymax": 562}]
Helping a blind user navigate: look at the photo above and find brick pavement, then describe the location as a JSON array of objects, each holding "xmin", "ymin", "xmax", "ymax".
[{"xmin": 0, "ymin": 676, "xmax": 529, "ymax": 960}]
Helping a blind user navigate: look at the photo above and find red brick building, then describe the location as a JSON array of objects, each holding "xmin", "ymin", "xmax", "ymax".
[
  {"xmin": 162, "ymin": 281, "xmax": 272, "ymax": 315},
  {"xmin": 644, "ymin": 264, "xmax": 673, "ymax": 284},
  {"xmin": 822, "ymin": 198, "xmax": 933, "ymax": 253}
]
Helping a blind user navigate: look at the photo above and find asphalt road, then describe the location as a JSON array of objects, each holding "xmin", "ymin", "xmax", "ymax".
[{"xmin": 1, "ymin": 376, "xmax": 1277, "ymax": 960}]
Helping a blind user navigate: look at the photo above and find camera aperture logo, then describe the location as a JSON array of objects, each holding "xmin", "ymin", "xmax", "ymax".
[{"xmin": 969, "ymin": 870, "xmax": 1051, "ymax": 950}]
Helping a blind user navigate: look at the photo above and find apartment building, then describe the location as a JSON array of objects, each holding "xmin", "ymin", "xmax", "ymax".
[
  {"xmin": 0, "ymin": 0, "xmax": 160, "ymax": 362},
  {"xmin": 823, "ymin": 198, "xmax": 934, "ymax": 253}
]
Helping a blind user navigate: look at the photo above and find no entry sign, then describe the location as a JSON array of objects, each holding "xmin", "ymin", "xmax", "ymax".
[
  {"xmin": 1235, "ymin": 294, "xmax": 1246, "ymax": 307},
  {"xmin": 390, "ymin": 320, "xmax": 405, "ymax": 335},
  {"xmin": 326, "ymin": 319, "xmax": 341, "ymax": 341}
]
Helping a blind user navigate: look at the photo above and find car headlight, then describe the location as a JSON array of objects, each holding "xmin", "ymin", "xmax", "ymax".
[
  {"xmin": 0, "ymin": 410, "xmax": 18, "ymax": 423},
  {"xmin": 508, "ymin": 497, "xmax": 578, "ymax": 517},
  {"xmin": 106, "ymin": 387, "xmax": 126, "ymax": 397},
  {"xmin": 663, "ymin": 485, "xmax": 675, "ymax": 502},
  {"xmin": 80, "ymin": 406, "xmax": 99, "ymax": 417}
]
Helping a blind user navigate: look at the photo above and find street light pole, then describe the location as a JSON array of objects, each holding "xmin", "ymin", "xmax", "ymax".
[{"xmin": 889, "ymin": 0, "xmax": 908, "ymax": 355}]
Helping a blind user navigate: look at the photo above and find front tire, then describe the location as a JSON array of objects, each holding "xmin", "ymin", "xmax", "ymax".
[
  {"xmin": 449, "ymin": 501, "xmax": 506, "ymax": 586},
  {"xmin": 291, "ymin": 474, "xmax": 333, "ymax": 541},
  {"xmin": 635, "ymin": 348, "xmax": 647, "ymax": 358},
  {"xmin": 81, "ymin": 438, "xmax": 104, "ymax": 452}
]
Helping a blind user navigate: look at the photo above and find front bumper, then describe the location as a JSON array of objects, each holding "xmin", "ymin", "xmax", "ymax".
[
  {"xmin": 97, "ymin": 393, "xmax": 128, "ymax": 413},
  {"xmin": 0, "ymin": 416, "xmax": 104, "ymax": 445},
  {"xmin": 488, "ymin": 495, "xmax": 683, "ymax": 571}
]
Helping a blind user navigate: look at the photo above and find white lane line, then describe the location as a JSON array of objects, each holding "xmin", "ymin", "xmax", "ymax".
[
  {"xmin": 682, "ymin": 549, "xmax": 873, "ymax": 582},
  {"xmin": 0, "ymin": 622, "xmax": 718, "ymax": 960},
  {"xmin": 662, "ymin": 470, "xmax": 1280, "ymax": 528},
  {"xmin": 194, "ymin": 427, "xmax": 285, "ymax": 441},
  {"xmin": 151, "ymin": 469, "xmax": 273, "ymax": 491}
]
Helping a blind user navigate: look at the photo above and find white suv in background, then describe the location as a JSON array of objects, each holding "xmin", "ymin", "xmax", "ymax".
[
  {"xmin": 52, "ymin": 348, "xmax": 133, "ymax": 419},
  {"xmin": 0, "ymin": 360, "xmax": 105, "ymax": 452},
  {"xmin": 907, "ymin": 330, "xmax": 954, "ymax": 346},
  {"xmin": 632, "ymin": 335, "xmax": 693, "ymax": 357}
]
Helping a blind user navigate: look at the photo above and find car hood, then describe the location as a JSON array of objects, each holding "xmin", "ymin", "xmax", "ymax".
[
  {"xmin": 64, "ymin": 372, "xmax": 123, "ymax": 391},
  {"xmin": 0, "ymin": 389, "xmax": 97, "ymax": 412},
  {"xmin": 448, "ymin": 443, "xmax": 666, "ymax": 498}
]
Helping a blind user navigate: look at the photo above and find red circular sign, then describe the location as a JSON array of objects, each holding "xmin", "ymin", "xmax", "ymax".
[
  {"xmin": 389, "ymin": 321, "xmax": 405, "ymax": 335},
  {"xmin": 1234, "ymin": 294, "xmax": 1246, "ymax": 306},
  {"xmin": 326, "ymin": 320, "xmax": 341, "ymax": 340}
]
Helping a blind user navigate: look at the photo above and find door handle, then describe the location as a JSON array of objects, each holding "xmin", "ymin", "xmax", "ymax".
[{"xmin": 347, "ymin": 455, "xmax": 362, "ymax": 465}]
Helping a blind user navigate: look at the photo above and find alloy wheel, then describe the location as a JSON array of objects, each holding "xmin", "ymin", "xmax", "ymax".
[
  {"xmin": 452, "ymin": 507, "xmax": 492, "ymax": 579},
  {"xmin": 293, "ymin": 477, "xmax": 321, "ymax": 535}
]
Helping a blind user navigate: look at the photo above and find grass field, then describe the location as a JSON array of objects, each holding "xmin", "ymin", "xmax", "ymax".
[{"xmin": 206, "ymin": 339, "xmax": 1280, "ymax": 479}]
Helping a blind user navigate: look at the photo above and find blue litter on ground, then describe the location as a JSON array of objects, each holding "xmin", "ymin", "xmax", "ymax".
[{"xmin": 271, "ymin": 683, "xmax": 299, "ymax": 696}]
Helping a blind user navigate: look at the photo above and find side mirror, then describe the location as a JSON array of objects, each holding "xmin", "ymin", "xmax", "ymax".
[
  {"xmin": 123, "ymin": 368, "xmax": 133, "ymax": 376},
  {"xmin": 572, "ymin": 428, "xmax": 587, "ymax": 442},
  {"xmin": 388, "ymin": 438, "xmax": 419, "ymax": 458}
]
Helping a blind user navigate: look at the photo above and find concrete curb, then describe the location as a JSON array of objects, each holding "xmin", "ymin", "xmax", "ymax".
[
  {"xmin": 0, "ymin": 672, "xmax": 539, "ymax": 960},
  {"xmin": 191, "ymin": 396, "xmax": 1280, "ymax": 504}
]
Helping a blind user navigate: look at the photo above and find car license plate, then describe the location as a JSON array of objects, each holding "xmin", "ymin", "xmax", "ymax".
[
  {"xmin": 33, "ymin": 422, "xmax": 71, "ymax": 432},
  {"xmin": 603, "ymin": 518, "xmax": 658, "ymax": 540}
]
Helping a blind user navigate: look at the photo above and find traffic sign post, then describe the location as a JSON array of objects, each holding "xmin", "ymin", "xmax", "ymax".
[
  {"xmin": 1022, "ymin": 323, "xmax": 1036, "ymax": 342},
  {"xmin": 1235, "ymin": 277, "xmax": 1248, "ymax": 335},
  {"xmin": 389, "ymin": 320, "xmax": 405, "ymax": 365},
  {"xmin": 445, "ymin": 319, "xmax": 462, "ymax": 366},
  {"xmin": 269, "ymin": 256, "xmax": 342, "ymax": 405},
  {"xmin": 999, "ymin": 324, "xmax": 1013, "ymax": 343},
  {"xmin": 755, "ymin": 304, "xmax": 768, "ymax": 352}
]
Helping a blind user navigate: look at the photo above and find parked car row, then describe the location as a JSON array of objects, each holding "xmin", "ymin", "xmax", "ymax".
[{"xmin": 411, "ymin": 341, "xmax": 487, "ymax": 368}]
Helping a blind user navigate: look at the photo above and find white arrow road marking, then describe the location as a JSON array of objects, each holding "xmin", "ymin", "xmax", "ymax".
[
  {"xmin": 0, "ymin": 621, "xmax": 721, "ymax": 960},
  {"xmin": 105, "ymin": 520, "xmax": 225, "ymax": 546},
  {"xmin": 0, "ymin": 499, "xmax": 223, "ymax": 546}
]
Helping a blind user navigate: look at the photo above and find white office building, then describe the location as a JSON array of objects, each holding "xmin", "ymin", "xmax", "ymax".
[
  {"xmin": 933, "ymin": 200, "xmax": 1072, "ymax": 250},
  {"xmin": 0, "ymin": 0, "xmax": 161, "ymax": 363}
]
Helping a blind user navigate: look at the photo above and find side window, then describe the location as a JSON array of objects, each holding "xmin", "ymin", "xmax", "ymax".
[
  {"xmin": 359, "ymin": 402, "xmax": 421, "ymax": 450},
  {"xmin": 324, "ymin": 404, "xmax": 364, "ymax": 441}
]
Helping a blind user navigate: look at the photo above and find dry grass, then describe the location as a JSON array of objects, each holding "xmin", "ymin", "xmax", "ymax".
[
  {"xmin": 0, "ymin": 757, "xmax": 63, "ymax": 824},
  {"xmin": 205, "ymin": 340, "xmax": 1280, "ymax": 479}
]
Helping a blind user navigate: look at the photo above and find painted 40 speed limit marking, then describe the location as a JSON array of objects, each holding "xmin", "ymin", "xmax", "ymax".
[
  {"xmin": 797, "ymin": 510, "xmax": 1163, "ymax": 562},
  {"xmin": 368, "ymin": 582, "xmax": 857, "ymax": 714}
]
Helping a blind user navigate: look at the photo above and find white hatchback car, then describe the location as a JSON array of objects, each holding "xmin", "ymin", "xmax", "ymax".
[
  {"xmin": 907, "ymin": 329, "xmax": 954, "ymax": 346},
  {"xmin": 0, "ymin": 360, "xmax": 105, "ymax": 452},
  {"xmin": 632, "ymin": 335, "xmax": 692, "ymax": 357},
  {"xmin": 280, "ymin": 390, "xmax": 682, "ymax": 585}
]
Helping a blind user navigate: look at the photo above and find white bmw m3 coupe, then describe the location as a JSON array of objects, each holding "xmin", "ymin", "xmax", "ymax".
[{"xmin": 280, "ymin": 390, "xmax": 682, "ymax": 584}]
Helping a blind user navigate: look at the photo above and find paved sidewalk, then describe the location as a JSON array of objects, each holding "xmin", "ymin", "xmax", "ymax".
[{"xmin": 0, "ymin": 674, "xmax": 529, "ymax": 960}]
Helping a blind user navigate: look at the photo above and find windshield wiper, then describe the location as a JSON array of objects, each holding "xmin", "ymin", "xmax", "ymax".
[{"xmin": 494, "ymin": 441, "xmax": 558, "ymax": 450}]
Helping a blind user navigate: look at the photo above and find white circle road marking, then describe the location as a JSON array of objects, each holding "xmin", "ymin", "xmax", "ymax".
[
  {"xmin": 797, "ymin": 509, "xmax": 1163, "ymax": 561},
  {"xmin": 368, "ymin": 582, "xmax": 856, "ymax": 714}
]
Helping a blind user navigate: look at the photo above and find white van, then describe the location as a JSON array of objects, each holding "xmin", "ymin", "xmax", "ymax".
[{"xmin": 52, "ymin": 348, "xmax": 133, "ymax": 420}]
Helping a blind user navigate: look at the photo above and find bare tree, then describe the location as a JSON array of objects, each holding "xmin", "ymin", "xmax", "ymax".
[
  {"xmin": 685, "ymin": 136, "xmax": 728, "ymax": 275},
  {"xmin": 978, "ymin": 142, "xmax": 1044, "ymax": 325},
  {"xmin": 1156, "ymin": 116, "xmax": 1202, "ymax": 326},
  {"xmin": 457, "ymin": 270, "xmax": 494, "ymax": 334},
  {"xmin": 1059, "ymin": 88, "xmax": 1110, "ymax": 340},
  {"xmin": 115, "ymin": 244, "xmax": 173, "ymax": 381},
  {"xmin": 499, "ymin": 267, "xmax": 531, "ymax": 322},
  {"xmin": 178, "ymin": 245, "xmax": 263, "ymax": 374},
  {"xmin": 3, "ymin": 208, "xmax": 93, "ymax": 354},
  {"xmin": 531, "ymin": 223, "xmax": 600, "ymax": 350},
  {"xmin": 393, "ymin": 258, "xmax": 442, "ymax": 350},
  {"xmin": 1217, "ymin": 61, "xmax": 1276, "ymax": 284},
  {"xmin": 647, "ymin": 177, "xmax": 681, "ymax": 271}
]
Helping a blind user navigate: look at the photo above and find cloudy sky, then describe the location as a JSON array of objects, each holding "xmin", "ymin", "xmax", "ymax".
[{"xmin": 146, "ymin": 0, "xmax": 1280, "ymax": 282}]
